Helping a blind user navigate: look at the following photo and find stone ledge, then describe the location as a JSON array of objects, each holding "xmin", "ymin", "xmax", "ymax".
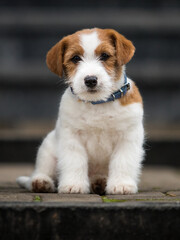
[
  {"xmin": 0, "ymin": 164, "xmax": 180, "ymax": 239},
  {"xmin": 1, "ymin": 201, "xmax": 180, "ymax": 240},
  {"xmin": 0, "ymin": 8, "xmax": 180, "ymax": 32},
  {"xmin": 0, "ymin": 193, "xmax": 102, "ymax": 203},
  {"xmin": 1, "ymin": 201, "xmax": 180, "ymax": 208}
]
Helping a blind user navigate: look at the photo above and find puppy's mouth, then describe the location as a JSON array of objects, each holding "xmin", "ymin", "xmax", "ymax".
[
  {"xmin": 86, "ymin": 86, "xmax": 101, "ymax": 93},
  {"xmin": 87, "ymin": 89, "xmax": 98, "ymax": 93}
]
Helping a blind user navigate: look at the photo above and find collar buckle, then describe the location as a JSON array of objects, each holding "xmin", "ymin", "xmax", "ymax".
[
  {"xmin": 111, "ymin": 93, "xmax": 116, "ymax": 101},
  {"xmin": 119, "ymin": 88, "xmax": 124, "ymax": 97},
  {"xmin": 126, "ymin": 82, "xmax": 130, "ymax": 91}
]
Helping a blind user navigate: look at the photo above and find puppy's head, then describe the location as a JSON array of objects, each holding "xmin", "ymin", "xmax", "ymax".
[{"xmin": 46, "ymin": 28, "xmax": 135, "ymax": 101}]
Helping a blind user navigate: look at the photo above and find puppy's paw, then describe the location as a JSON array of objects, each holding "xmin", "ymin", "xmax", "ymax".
[
  {"xmin": 106, "ymin": 181, "xmax": 137, "ymax": 195},
  {"xmin": 58, "ymin": 183, "xmax": 90, "ymax": 194},
  {"xmin": 31, "ymin": 174, "xmax": 55, "ymax": 193}
]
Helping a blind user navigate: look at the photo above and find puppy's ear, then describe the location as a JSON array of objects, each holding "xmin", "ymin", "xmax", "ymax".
[
  {"xmin": 46, "ymin": 37, "xmax": 67, "ymax": 77},
  {"xmin": 106, "ymin": 29, "xmax": 135, "ymax": 66}
]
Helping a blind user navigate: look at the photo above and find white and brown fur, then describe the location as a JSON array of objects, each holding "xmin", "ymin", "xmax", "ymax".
[{"xmin": 17, "ymin": 28, "xmax": 144, "ymax": 195}]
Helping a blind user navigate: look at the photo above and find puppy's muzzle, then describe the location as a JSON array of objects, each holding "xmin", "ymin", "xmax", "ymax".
[{"xmin": 84, "ymin": 75, "xmax": 97, "ymax": 88}]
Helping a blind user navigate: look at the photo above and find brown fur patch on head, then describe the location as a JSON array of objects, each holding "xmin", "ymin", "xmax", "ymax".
[
  {"xmin": 95, "ymin": 41, "xmax": 116, "ymax": 76},
  {"xmin": 46, "ymin": 29, "xmax": 97, "ymax": 78},
  {"xmin": 63, "ymin": 43, "xmax": 84, "ymax": 79},
  {"xmin": 120, "ymin": 81, "xmax": 143, "ymax": 106},
  {"xmin": 46, "ymin": 32, "xmax": 84, "ymax": 78},
  {"xmin": 103, "ymin": 29, "xmax": 135, "ymax": 66},
  {"xmin": 46, "ymin": 37, "xmax": 67, "ymax": 77},
  {"xmin": 96, "ymin": 28, "xmax": 135, "ymax": 81}
]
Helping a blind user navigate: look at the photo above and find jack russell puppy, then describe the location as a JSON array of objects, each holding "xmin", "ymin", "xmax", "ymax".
[{"xmin": 17, "ymin": 28, "xmax": 144, "ymax": 195}]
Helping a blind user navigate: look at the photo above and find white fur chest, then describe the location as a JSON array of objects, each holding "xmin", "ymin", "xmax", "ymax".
[{"xmin": 56, "ymin": 88, "xmax": 143, "ymax": 162}]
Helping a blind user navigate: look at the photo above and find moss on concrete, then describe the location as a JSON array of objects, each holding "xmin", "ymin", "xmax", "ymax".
[
  {"xmin": 101, "ymin": 196, "xmax": 127, "ymax": 203},
  {"xmin": 33, "ymin": 195, "xmax": 42, "ymax": 202},
  {"xmin": 101, "ymin": 195, "xmax": 180, "ymax": 203}
]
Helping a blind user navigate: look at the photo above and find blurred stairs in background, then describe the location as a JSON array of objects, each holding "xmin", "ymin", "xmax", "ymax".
[{"xmin": 0, "ymin": 0, "xmax": 180, "ymax": 165}]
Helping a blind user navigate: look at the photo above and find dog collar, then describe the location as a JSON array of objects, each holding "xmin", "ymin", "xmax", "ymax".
[{"xmin": 70, "ymin": 73, "xmax": 130, "ymax": 105}]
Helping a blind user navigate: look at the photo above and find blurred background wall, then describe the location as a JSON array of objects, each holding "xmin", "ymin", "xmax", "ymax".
[{"xmin": 0, "ymin": 0, "xmax": 180, "ymax": 165}]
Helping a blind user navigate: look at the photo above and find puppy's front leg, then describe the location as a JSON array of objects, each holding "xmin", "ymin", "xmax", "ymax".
[
  {"xmin": 106, "ymin": 125, "xmax": 144, "ymax": 195},
  {"xmin": 57, "ymin": 128, "xmax": 90, "ymax": 194}
]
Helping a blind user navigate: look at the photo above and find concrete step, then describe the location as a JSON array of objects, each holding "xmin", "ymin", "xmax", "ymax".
[
  {"xmin": 0, "ymin": 81, "xmax": 180, "ymax": 126},
  {"xmin": 1, "ymin": 201, "xmax": 180, "ymax": 240},
  {"xmin": 1, "ymin": 1, "xmax": 180, "ymax": 8},
  {"xmin": 0, "ymin": 124, "xmax": 180, "ymax": 166},
  {"xmin": 0, "ymin": 8, "xmax": 179, "ymax": 67},
  {"xmin": 1, "ymin": 138, "xmax": 179, "ymax": 166},
  {"xmin": 1, "ymin": 8, "xmax": 180, "ymax": 31},
  {"xmin": 0, "ymin": 164, "xmax": 180, "ymax": 240}
]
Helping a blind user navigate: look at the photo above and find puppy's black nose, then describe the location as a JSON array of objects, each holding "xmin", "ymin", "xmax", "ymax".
[{"xmin": 84, "ymin": 76, "xmax": 97, "ymax": 88}]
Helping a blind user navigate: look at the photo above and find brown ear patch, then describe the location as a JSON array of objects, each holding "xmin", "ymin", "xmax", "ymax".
[
  {"xmin": 120, "ymin": 81, "xmax": 143, "ymax": 106},
  {"xmin": 46, "ymin": 38, "xmax": 67, "ymax": 77},
  {"xmin": 116, "ymin": 34, "xmax": 135, "ymax": 65},
  {"xmin": 46, "ymin": 32, "xmax": 84, "ymax": 78},
  {"xmin": 109, "ymin": 29, "xmax": 135, "ymax": 66},
  {"xmin": 97, "ymin": 28, "xmax": 135, "ymax": 66},
  {"xmin": 63, "ymin": 44, "xmax": 84, "ymax": 79}
]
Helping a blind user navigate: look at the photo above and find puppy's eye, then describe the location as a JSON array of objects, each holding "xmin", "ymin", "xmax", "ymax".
[
  {"xmin": 100, "ymin": 53, "xmax": 110, "ymax": 61},
  {"xmin": 71, "ymin": 55, "xmax": 82, "ymax": 63}
]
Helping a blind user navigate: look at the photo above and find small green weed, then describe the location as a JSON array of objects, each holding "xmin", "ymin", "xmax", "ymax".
[
  {"xmin": 101, "ymin": 196, "xmax": 127, "ymax": 203},
  {"xmin": 33, "ymin": 195, "xmax": 42, "ymax": 202}
]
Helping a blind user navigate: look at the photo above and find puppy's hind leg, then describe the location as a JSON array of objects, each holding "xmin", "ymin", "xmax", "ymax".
[
  {"xmin": 89, "ymin": 162, "xmax": 108, "ymax": 195},
  {"xmin": 17, "ymin": 130, "xmax": 57, "ymax": 193},
  {"xmin": 91, "ymin": 175, "xmax": 107, "ymax": 195}
]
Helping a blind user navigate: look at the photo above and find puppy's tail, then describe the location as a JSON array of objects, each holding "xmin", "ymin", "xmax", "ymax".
[{"xmin": 16, "ymin": 176, "xmax": 31, "ymax": 190}]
